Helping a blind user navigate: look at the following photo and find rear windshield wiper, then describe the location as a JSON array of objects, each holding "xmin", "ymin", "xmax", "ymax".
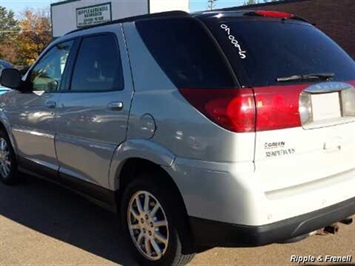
[{"xmin": 276, "ymin": 73, "xmax": 335, "ymax": 82}]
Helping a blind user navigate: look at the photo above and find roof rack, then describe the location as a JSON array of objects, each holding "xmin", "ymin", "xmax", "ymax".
[{"xmin": 66, "ymin": 10, "xmax": 190, "ymax": 35}]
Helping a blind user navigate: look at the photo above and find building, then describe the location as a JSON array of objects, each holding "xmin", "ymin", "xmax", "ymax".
[
  {"xmin": 223, "ymin": 0, "xmax": 355, "ymax": 59},
  {"xmin": 51, "ymin": 0, "xmax": 189, "ymax": 38}
]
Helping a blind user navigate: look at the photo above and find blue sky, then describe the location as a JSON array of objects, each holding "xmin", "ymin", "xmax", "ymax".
[
  {"xmin": 1, "ymin": 0, "xmax": 246, "ymax": 16},
  {"xmin": 191, "ymin": 0, "xmax": 245, "ymax": 11}
]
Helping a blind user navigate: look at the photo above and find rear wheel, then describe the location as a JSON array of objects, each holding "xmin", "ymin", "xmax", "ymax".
[
  {"xmin": 121, "ymin": 174, "xmax": 195, "ymax": 265},
  {"xmin": 0, "ymin": 129, "xmax": 19, "ymax": 185}
]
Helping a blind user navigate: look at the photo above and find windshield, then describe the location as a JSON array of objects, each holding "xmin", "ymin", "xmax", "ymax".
[{"xmin": 202, "ymin": 18, "xmax": 355, "ymax": 87}]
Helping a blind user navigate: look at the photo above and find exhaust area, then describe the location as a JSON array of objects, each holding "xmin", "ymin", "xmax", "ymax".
[{"xmin": 316, "ymin": 217, "xmax": 353, "ymax": 236}]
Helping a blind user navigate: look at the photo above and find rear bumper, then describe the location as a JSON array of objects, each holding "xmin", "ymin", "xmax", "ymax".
[
  {"xmin": 167, "ymin": 157, "xmax": 355, "ymax": 226},
  {"xmin": 190, "ymin": 197, "xmax": 355, "ymax": 247}
]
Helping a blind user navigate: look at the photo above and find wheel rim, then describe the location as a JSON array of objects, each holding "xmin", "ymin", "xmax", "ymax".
[
  {"xmin": 127, "ymin": 190, "xmax": 169, "ymax": 261},
  {"xmin": 0, "ymin": 137, "xmax": 11, "ymax": 178}
]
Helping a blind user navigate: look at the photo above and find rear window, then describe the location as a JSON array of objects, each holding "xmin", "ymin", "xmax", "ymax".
[
  {"xmin": 136, "ymin": 17, "xmax": 236, "ymax": 88},
  {"xmin": 202, "ymin": 18, "xmax": 355, "ymax": 87}
]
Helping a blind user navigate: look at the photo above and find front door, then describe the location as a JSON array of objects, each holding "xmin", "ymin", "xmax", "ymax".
[{"xmin": 7, "ymin": 41, "xmax": 74, "ymax": 174}]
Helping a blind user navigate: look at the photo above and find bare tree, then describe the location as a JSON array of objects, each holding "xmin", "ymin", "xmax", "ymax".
[{"xmin": 207, "ymin": 0, "xmax": 218, "ymax": 10}]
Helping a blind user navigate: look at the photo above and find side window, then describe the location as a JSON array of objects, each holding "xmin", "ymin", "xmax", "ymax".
[
  {"xmin": 136, "ymin": 17, "xmax": 235, "ymax": 88},
  {"xmin": 30, "ymin": 41, "xmax": 73, "ymax": 92},
  {"xmin": 70, "ymin": 34, "xmax": 123, "ymax": 92}
]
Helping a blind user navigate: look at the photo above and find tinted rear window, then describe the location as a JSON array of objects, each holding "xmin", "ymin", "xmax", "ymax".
[
  {"xmin": 136, "ymin": 17, "xmax": 236, "ymax": 88},
  {"xmin": 203, "ymin": 18, "xmax": 355, "ymax": 87}
]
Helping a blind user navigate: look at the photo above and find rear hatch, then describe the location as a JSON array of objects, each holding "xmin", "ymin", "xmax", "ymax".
[{"xmin": 200, "ymin": 11, "xmax": 355, "ymax": 193}]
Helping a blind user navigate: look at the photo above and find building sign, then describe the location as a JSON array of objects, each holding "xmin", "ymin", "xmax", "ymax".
[{"xmin": 76, "ymin": 3, "xmax": 112, "ymax": 28}]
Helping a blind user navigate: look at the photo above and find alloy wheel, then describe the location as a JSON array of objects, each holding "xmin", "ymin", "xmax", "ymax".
[
  {"xmin": 0, "ymin": 137, "xmax": 11, "ymax": 178},
  {"xmin": 127, "ymin": 190, "xmax": 169, "ymax": 261}
]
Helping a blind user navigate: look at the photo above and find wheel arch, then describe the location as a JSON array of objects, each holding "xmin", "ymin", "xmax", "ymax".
[
  {"xmin": 115, "ymin": 157, "xmax": 187, "ymax": 217},
  {"xmin": 0, "ymin": 119, "xmax": 18, "ymax": 156},
  {"xmin": 109, "ymin": 139, "xmax": 176, "ymax": 190},
  {"xmin": 116, "ymin": 157, "xmax": 195, "ymax": 252}
]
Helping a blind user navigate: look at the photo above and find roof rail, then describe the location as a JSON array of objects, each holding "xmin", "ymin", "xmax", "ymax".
[{"xmin": 66, "ymin": 10, "xmax": 190, "ymax": 35}]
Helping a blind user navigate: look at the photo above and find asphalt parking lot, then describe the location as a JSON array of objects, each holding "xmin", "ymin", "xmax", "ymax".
[{"xmin": 0, "ymin": 175, "xmax": 354, "ymax": 266}]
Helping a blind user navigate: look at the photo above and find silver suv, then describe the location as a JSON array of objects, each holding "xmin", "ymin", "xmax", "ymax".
[{"xmin": 1, "ymin": 10, "xmax": 355, "ymax": 266}]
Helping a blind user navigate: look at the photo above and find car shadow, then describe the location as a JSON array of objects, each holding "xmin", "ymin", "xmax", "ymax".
[{"xmin": 0, "ymin": 174, "xmax": 137, "ymax": 265}]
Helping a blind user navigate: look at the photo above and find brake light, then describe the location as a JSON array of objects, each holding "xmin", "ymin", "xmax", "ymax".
[
  {"xmin": 253, "ymin": 86, "xmax": 305, "ymax": 131},
  {"xmin": 179, "ymin": 85, "xmax": 308, "ymax": 133},
  {"xmin": 179, "ymin": 88, "xmax": 255, "ymax": 132},
  {"xmin": 254, "ymin": 10, "xmax": 294, "ymax": 19}
]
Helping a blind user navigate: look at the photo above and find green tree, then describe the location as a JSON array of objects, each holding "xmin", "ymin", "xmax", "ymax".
[{"xmin": 0, "ymin": 6, "xmax": 20, "ymax": 62}]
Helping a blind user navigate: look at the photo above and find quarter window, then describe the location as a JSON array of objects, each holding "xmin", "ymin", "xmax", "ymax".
[
  {"xmin": 70, "ymin": 34, "xmax": 123, "ymax": 92},
  {"xmin": 136, "ymin": 17, "xmax": 236, "ymax": 88},
  {"xmin": 30, "ymin": 41, "xmax": 73, "ymax": 92}
]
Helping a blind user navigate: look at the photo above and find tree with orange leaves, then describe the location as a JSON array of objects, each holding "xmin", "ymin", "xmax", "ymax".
[{"xmin": 16, "ymin": 8, "xmax": 52, "ymax": 66}]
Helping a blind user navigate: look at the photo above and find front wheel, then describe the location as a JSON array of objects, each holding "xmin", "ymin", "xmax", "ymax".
[
  {"xmin": 0, "ymin": 129, "xmax": 19, "ymax": 185},
  {"xmin": 121, "ymin": 175, "xmax": 195, "ymax": 265}
]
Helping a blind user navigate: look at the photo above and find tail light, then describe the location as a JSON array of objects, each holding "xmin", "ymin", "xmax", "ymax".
[
  {"xmin": 179, "ymin": 88, "xmax": 255, "ymax": 132},
  {"xmin": 254, "ymin": 86, "xmax": 305, "ymax": 131},
  {"xmin": 341, "ymin": 88, "xmax": 355, "ymax": 117},
  {"xmin": 299, "ymin": 93, "xmax": 313, "ymax": 124},
  {"xmin": 179, "ymin": 85, "xmax": 306, "ymax": 133}
]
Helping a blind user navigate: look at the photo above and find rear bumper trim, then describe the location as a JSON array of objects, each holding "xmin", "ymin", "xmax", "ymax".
[{"xmin": 190, "ymin": 197, "xmax": 355, "ymax": 247}]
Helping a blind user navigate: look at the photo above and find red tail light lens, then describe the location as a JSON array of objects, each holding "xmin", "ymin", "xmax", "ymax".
[
  {"xmin": 253, "ymin": 85, "xmax": 306, "ymax": 131},
  {"xmin": 179, "ymin": 88, "xmax": 255, "ymax": 132},
  {"xmin": 180, "ymin": 85, "xmax": 308, "ymax": 133}
]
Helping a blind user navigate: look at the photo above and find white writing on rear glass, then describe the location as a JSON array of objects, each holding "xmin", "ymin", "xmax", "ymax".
[{"xmin": 220, "ymin": 24, "xmax": 246, "ymax": 59}]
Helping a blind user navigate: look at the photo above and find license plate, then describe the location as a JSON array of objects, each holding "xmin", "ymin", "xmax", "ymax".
[{"xmin": 311, "ymin": 92, "xmax": 341, "ymax": 121}]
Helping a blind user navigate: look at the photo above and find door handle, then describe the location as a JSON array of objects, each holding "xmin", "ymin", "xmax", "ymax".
[
  {"xmin": 45, "ymin": 101, "xmax": 56, "ymax": 108},
  {"xmin": 107, "ymin": 101, "xmax": 124, "ymax": 111}
]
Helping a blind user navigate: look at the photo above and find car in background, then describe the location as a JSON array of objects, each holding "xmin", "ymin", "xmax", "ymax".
[
  {"xmin": 0, "ymin": 59, "xmax": 13, "ymax": 74},
  {"xmin": 0, "ymin": 86, "xmax": 11, "ymax": 95},
  {"xmin": 0, "ymin": 59, "xmax": 13, "ymax": 68},
  {"xmin": 0, "ymin": 60, "xmax": 15, "ymax": 95}
]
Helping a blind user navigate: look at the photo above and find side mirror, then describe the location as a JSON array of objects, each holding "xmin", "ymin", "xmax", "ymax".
[{"xmin": 0, "ymin": 68, "xmax": 22, "ymax": 90}]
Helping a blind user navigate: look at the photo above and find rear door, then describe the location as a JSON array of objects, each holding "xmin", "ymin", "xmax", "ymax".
[
  {"xmin": 202, "ymin": 16, "xmax": 355, "ymax": 192},
  {"xmin": 55, "ymin": 28, "xmax": 133, "ymax": 190}
]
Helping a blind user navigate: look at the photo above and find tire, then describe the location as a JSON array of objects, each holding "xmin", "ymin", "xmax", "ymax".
[
  {"xmin": 0, "ymin": 129, "xmax": 20, "ymax": 185},
  {"xmin": 121, "ymin": 174, "xmax": 195, "ymax": 266}
]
